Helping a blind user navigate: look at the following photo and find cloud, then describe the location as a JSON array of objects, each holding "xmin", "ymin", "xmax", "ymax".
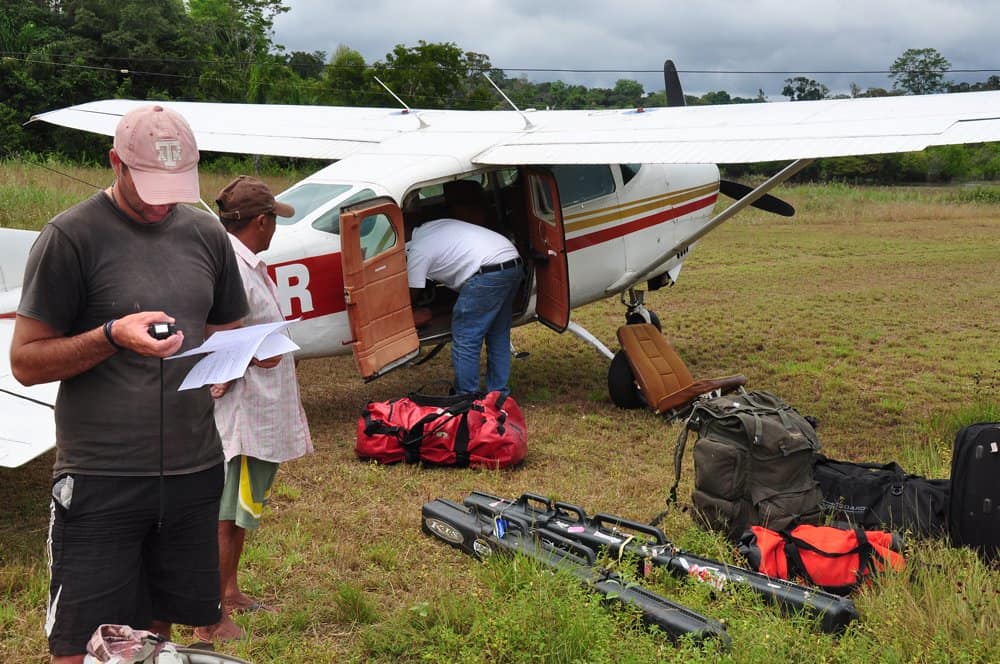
[{"xmin": 272, "ymin": 0, "xmax": 1000, "ymax": 99}]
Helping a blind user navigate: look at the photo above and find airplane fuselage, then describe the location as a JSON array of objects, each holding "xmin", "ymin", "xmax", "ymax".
[{"xmin": 259, "ymin": 156, "xmax": 720, "ymax": 361}]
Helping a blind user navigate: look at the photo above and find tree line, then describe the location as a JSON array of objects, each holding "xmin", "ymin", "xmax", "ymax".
[{"xmin": 3, "ymin": 1, "xmax": 999, "ymax": 182}]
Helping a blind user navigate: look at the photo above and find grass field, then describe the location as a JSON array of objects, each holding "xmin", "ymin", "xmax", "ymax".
[{"xmin": 1, "ymin": 163, "xmax": 998, "ymax": 662}]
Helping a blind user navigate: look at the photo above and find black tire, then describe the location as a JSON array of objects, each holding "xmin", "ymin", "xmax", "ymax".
[
  {"xmin": 625, "ymin": 310, "xmax": 662, "ymax": 331},
  {"xmin": 608, "ymin": 350, "xmax": 644, "ymax": 409}
]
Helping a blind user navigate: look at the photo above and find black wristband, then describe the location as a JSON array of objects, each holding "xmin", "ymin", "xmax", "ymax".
[{"xmin": 103, "ymin": 319, "xmax": 123, "ymax": 350}]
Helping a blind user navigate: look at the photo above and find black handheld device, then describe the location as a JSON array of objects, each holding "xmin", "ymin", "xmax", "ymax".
[{"xmin": 147, "ymin": 322, "xmax": 177, "ymax": 340}]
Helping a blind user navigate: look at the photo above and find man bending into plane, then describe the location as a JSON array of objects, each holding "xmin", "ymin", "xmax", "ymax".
[
  {"xmin": 10, "ymin": 105, "xmax": 248, "ymax": 663},
  {"xmin": 405, "ymin": 181, "xmax": 524, "ymax": 395}
]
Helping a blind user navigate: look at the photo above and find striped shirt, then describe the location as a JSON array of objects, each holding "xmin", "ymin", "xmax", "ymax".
[{"xmin": 213, "ymin": 235, "xmax": 312, "ymax": 463}]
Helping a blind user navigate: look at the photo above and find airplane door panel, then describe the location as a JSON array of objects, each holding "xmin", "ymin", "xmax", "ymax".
[
  {"xmin": 340, "ymin": 197, "xmax": 419, "ymax": 379},
  {"xmin": 524, "ymin": 168, "xmax": 570, "ymax": 332}
]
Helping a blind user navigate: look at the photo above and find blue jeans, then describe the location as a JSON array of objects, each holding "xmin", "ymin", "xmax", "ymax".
[{"xmin": 451, "ymin": 266, "xmax": 523, "ymax": 395}]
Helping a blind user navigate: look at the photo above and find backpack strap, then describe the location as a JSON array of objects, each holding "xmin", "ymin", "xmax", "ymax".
[
  {"xmin": 669, "ymin": 410, "xmax": 698, "ymax": 504},
  {"xmin": 652, "ymin": 408, "xmax": 698, "ymax": 526},
  {"xmin": 735, "ymin": 391, "xmax": 794, "ymax": 445}
]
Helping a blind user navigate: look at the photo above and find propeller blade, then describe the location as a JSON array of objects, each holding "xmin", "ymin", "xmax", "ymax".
[
  {"xmin": 663, "ymin": 60, "xmax": 685, "ymax": 107},
  {"xmin": 718, "ymin": 179, "xmax": 795, "ymax": 217}
]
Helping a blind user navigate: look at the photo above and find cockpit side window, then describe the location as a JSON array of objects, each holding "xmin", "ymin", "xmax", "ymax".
[
  {"xmin": 275, "ymin": 183, "xmax": 351, "ymax": 226},
  {"xmin": 550, "ymin": 165, "xmax": 616, "ymax": 206},
  {"xmin": 620, "ymin": 163, "xmax": 642, "ymax": 185},
  {"xmin": 311, "ymin": 188, "xmax": 376, "ymax": 235}
]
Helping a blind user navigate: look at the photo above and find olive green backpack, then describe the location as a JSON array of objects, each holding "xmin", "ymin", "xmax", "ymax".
[{"xmin": 667, "ymin": 389, "xmax": 824, "ymax": 541}]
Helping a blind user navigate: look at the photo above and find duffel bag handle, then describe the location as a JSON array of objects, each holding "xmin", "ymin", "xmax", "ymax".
[
  {"xmin": 409, "ymin": 380, "xmax": 482, "ymax": 409},
  {"xmin": 400, "ymin": 409, "xmax": 471, "ymax": 466},
  {"xmin": 779, "ymin": 527, "xmax": 872, "ymax": 593}
]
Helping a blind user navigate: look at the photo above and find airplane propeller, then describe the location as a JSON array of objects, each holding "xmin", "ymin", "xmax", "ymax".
[
  {"xmin": 718, "ymin": 179, "xmax": 795, "ymax": 216},
  {"xmin": 663, "ymin": 60, "xmax": 795, "ymax": 217},
  {"xmin": 663, "ymin": 60, "xmax": 685, "ymax": 108}
]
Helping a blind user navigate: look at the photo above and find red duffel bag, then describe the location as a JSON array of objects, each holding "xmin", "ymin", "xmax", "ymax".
[
  {"xmin": 738, "ymin": 523, "xmax": 905, "ymax": 595},
  {"xmin": 356, "ymin": 390, "xmax": 527, "ymax": 469}
]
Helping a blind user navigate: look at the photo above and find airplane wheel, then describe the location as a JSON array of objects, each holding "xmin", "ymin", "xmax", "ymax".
[
  {"xmin": 625, "ymin": 310, "xmax": 661, "ymax": 331},
  {"xmin": 608, "ymin": 350, "xmax": 644, "ymax": 409}
]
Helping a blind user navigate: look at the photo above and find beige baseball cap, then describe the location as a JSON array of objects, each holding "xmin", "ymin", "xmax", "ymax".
[{"xmin": 113, "ymin": 105, "xmax": 200, "ymax": 205}]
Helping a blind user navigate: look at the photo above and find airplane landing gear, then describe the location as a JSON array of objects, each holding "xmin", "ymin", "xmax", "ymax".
[
  {"xmin": 607, "ymin": 350, "xmax": 643, "ymax": 409},
  {"xmin": 608, "ymin": 288, "xmax": 660, "ymax": 409},
  {"xmin": 621, "ymin": 288, "xmax": 661, "ymax": 331}
]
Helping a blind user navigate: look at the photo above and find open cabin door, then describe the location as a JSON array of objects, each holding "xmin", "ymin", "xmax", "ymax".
[
  {"xmin": 524, "ymin": 168, "xmax": 570, "ymax": 332},
  {"xmin": 340, "ymin": 197, "xmax": 419, "ymax": 379}
]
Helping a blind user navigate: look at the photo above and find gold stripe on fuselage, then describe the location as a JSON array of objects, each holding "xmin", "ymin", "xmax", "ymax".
[{"xmin": 563, "ymin": 182, "xmax": 718, "ymax": 234}]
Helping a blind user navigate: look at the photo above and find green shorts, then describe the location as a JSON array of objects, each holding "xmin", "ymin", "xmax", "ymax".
[{"xmin": 219, "ymin": 455, "xmax": 279, "ymax": 530}]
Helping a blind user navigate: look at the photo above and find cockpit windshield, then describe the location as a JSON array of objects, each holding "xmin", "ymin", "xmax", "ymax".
[{"xmin": 275, "ymin": 183, "xmax": 353, "ymax": 226}]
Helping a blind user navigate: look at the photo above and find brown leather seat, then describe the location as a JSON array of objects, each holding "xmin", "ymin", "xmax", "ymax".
[{"xmin": 616, "ymin": 323, "xmax": 746, "ymax": 415}]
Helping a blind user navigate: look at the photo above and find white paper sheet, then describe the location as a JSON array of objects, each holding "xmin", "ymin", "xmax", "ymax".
[{"xmin": 166, "ymin": 320, "xmax": 299, "ymax": 391}]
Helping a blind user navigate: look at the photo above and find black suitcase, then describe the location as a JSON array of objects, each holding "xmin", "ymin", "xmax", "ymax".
[{"xmin": 949, "ymin": 423, "xmax": 1000, "ymax": 563}]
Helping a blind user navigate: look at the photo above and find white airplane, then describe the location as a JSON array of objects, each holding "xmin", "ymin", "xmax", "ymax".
[{"xmin": 4, "ymin": 63, "xmax": 1000, "ymax": 467}]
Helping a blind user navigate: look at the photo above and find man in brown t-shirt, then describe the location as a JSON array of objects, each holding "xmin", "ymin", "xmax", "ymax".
[{"xmin": 11, "ymin": 105, "xmax": 248, "ymax": 663}]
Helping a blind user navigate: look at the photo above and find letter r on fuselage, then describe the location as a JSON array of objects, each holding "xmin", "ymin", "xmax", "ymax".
[{"xmin": 273, "ymin": 263, "xmax": 313, "ymax": 317}]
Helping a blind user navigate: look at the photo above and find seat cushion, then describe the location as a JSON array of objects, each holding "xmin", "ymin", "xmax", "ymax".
[
  {"xmin": 617, "ymin": 323, "xmax": 746, "ymax": 414},
  {"xmin": 617, "ymin": 324, "xmax": 694, "ymax": 408}
]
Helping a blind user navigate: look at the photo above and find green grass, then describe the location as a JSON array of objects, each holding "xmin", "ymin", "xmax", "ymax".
[{"xmin": 1, "ymin": 165, "xmax": 998, "ymax": 662}]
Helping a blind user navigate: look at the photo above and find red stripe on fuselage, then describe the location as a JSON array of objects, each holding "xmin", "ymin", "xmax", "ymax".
[
  {"xmin": 265, "ymin": 194, "xmax": 717, "ymax": 321},
  {"xmin": 267, "ymin": 251, "xmax": 345, "ymax": 320},
  {"xmin": 565, "ymin": 194, "xmax": 717, "ymax": 252}
]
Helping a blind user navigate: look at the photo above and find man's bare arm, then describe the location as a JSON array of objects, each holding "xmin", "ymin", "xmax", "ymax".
[{"xmin": 10, "ymin": 312, "xmax": 186, "ymax": 386}]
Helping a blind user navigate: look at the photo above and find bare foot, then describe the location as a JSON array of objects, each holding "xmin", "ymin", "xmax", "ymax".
[
  {"xmin": 224, "ymin": 593, "xmax": 276, "ymax": 614},
  {"xmin": 193, "ymin": 616, "xmax": 244, "ymax": 643}
]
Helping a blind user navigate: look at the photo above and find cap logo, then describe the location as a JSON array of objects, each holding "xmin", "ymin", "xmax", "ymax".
[{"xmin": 154, "ymin": 140, "xmax": 183, "ymax": 169}]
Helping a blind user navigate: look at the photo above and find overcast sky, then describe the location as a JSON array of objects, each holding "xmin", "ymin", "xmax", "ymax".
[{"xmin": 272, "ymin": 0, "xmax": 999, "ymax": 100}]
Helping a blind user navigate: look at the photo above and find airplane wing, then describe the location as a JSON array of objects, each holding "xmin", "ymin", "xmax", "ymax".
[
  {"xmin": 28, "ymin": 91, "xmax": 1000, "ymax": 165},
  {"xmin": 29, "ymin": 99, "xmax": 440, "ymax": 161},
  {"xmin": 476, "ymin": 93, "xmax": 1000, "ymax": 165},
  {"xmin": 0, "ymin": 228, "xmax": 57, "ymax": 468},
  {"xmin": 0, "ymin": 318, "xmax": 58, "ymax": 468}
]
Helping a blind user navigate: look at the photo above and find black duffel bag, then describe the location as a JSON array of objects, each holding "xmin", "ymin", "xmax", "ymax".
[{"xmin": 813, "ymin": 455, "xmax": 949, "ymax": 538}]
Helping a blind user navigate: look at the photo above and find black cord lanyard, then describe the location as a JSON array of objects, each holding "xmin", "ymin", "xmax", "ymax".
[{"xmin": 157, "ymin": 357, "xmax": 165, "ymax": 530}]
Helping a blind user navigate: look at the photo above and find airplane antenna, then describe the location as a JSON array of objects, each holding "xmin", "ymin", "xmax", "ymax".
[
  {"xmin": 483, "ymin": 73, "xmax": 535, "ymax": 129},
  {"xmin": 374, "ymin": 76, "xmax": 429, "ymax": 128}
]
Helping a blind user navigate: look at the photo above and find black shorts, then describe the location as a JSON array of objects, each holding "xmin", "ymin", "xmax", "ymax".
[{"xmin": 46, "ymin": 464, "xmax": 224, "ymax": 657}]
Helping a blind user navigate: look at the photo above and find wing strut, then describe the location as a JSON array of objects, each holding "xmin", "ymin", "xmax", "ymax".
[
  {"xmin": 608, "ymin": 158, "xmax": 814, "ymax": 294},
  {"xmin": 565, "ymin": 321, "xmax": 615, "ymax": 360}
]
